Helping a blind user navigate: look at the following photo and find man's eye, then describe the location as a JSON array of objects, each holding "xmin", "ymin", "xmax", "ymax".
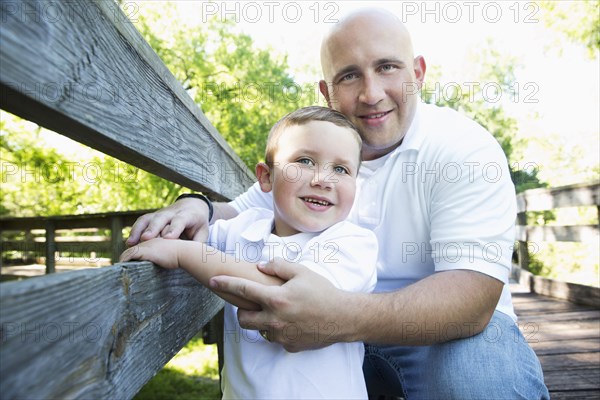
[
  {"xmin": 340, "ymin": 73, "xmax": 358, "ymax": 82},
  {"xmin": 380, "ymin": 64, "xmax": 397, "ymax": 72}
]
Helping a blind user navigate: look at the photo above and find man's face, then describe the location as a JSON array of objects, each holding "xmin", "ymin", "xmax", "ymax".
[
  {"xmin": 320, "ymin": 14, "xmax": 425, "ymax": 160},
  {"xmin": 257, "ymin": 121, "xmax": 360, "ymax": 237}
]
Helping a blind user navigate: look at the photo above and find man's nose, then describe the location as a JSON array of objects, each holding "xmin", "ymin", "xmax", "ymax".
[{"xmin": 358, "ymin": 75, "xmax": 385, "ymax": 105}]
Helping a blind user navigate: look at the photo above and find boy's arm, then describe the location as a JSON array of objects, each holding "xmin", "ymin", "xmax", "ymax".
[{"xmin": 120, "ymin": 238, "xmax": 283, "ymax": 310}]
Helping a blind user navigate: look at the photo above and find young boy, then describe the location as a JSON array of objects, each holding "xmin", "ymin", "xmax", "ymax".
[{"xmin": 120, "ymin": 106, "xmax": 378, "ymax": 399}]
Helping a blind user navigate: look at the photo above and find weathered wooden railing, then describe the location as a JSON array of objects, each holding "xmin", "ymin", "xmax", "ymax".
[
  {"xmin": 1, "ymin": 210, "xmax": 154, "ymax": 273},
  {"xmin": 0, "ymin": 0, "xmax": 254, "ymax": 398},
  {"xmin": 515, "ymin": 181, "xmax": 600, "ymax": 307}
]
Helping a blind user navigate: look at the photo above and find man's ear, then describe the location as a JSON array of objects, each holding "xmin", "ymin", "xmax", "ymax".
[
  {"xmin": 255, "ymin": 162, "xmax": 273, "ymax": 193},
  {"xmin": 413, "ymin": 55, "xmax": 426, "ymax": 87},
  {"xmin": 319, "ymin": 80, "xmax": 333, "ymax": 108}
]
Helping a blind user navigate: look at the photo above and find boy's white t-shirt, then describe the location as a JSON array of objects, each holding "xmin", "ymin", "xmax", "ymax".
[{"xmin": 208, "ymin": 207, "xmax": 378, "ymax": 399}]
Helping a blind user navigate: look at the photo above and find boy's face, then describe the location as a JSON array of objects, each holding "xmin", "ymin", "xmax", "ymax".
[{"xmin": 257, "ymin": 120, "xmax": 360, "ymax": 237}]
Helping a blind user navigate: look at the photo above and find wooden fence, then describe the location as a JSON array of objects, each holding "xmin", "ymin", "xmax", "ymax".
[
  {"xmin": 1, "ymin": 210, "xmax": 154, "ymax": 273},
  {"xmin": 0, "ymin": 0, "xmax": 254, "ymax": 398},
  {"xmin": 514, "ymin": 181, "xmax": 600, "ymax": 307}
]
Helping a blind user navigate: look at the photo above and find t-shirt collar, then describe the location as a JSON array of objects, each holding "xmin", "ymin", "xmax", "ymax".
[{"xmin": 361, "ymin": 102, "xmax": 424, "ymax": 172}]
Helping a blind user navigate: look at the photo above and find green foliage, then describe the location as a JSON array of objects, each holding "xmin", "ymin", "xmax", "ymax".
[
  {"xmin": 133, "ymin": 3, "xmax": 316, "ymax": 170},
  {"xmin": 135, "ymin": 337, "xmax": 220, "ymax": 400},
  {"xmin": 538, "ymin": 0, "xmax": 600, "ymax": 59},
  {"xmin": 1, "ymin": 111, "xmax": 183, "ymax": 217}
]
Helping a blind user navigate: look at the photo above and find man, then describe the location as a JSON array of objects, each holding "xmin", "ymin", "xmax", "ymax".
[{"xmin": 128, "ymin": 8, "xmax": 548, "ymax": 399}]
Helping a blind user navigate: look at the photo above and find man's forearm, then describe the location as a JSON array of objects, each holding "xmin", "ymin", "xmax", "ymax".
[{"xmin": 338, "ymin": 270, "xmax": 503, "ymax": 346}]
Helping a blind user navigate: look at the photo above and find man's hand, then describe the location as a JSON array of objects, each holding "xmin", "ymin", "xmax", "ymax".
[
  {"xmin": 209, "ymin": 257, "xmax": 349, "ymax": 352},
  {"xmin": 120, "ymin": 238, "xmax": 180, "ymax": 269},
  {"xmin": 126, "ymin": 198, "xmax": 211, "ymax": 246}
]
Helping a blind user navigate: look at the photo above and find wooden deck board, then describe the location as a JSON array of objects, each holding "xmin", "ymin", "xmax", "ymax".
[{"xmin": 512, "ymin": 284, "xmax": 600, "ymax": 398}]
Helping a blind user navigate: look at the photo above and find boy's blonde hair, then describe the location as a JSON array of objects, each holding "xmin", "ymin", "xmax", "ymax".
[{"xmin": 265, "ymin": 106, "xmax": 362, "ymax": 167}]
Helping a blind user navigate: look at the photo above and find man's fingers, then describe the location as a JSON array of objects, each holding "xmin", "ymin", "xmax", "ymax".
[
  {"xmin": 127, "ymin": 214, "xmax": 152, "ymax": 246},
  {"xmin": 167, "ymin": 214, "xmax": 197, "ymax": 240},
  {"xmin": 209, "ymin": 275, "xmax": 273, "ymax": 305},
  {"xmin": 141, "ymin": 213, "xmax": 178, "ymax": 240},
  {"xmin": 191, "ymin": 224, "xmax": 209, "ymax": 243},
  {"xmin": 259, "ymin": 257, "xmax": 302, "ymax": 281}
]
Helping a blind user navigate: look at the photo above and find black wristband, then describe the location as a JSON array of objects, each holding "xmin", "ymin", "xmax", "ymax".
[{"xmin": 175, "ymin": 193, "xmax": 214, "ymax": 222}]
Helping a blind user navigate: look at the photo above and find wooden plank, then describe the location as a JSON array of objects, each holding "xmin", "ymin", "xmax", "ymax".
[
  {"xmin": 532, "ymin": 324, "xmax": 600, "ymax": 342},
  {"xmin": 515, "ymin": 224, "xmax": 599, "ymax": 242},
  {"xmin": 538, "ymin": 353, "xmax": 600, "ymax": 371},
  {"xmin": 111, "ymin": 215, "xmax": 124, "ymax": 264},
  {"xmin": 513, "ymin": 266, "xmax": 600, "ymax": 308},
  {"xmin": 549, "ymin": 391, "xmax": 600, "ymax": 400},
  {"xmin": 0, "ymin": 210, "xmax": 154, "ymax": 231},
  {"xmin": 543, "ymin": 369, "xmax": 600, "ymax": 391},
  {"xmin": 521, "ymin": 310, "xmax": 600, "ymax": 323},
  {"xmin": 0, "ymin": 261, "xmax": 224, "ymax": 399},
  {"xmin": 45, "ymin": 219, "xmax": 55, "ymax": 274},
  {"xmin": 1, "ymin": 240, "xmax": 112, "ymax": 255},
  {"xmin": 516, "ymin": 182, "xmax": 600, "ymax": 212},
  {"xmin": 529, "ymin": 338, "xmax": 600, "ymax": 355},
  {"xmin": 0, "ymin": 0, "xmax": 254, "ymax": 201}
]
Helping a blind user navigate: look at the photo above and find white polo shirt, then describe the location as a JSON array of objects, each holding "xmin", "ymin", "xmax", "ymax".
[
  {"xmin": 208, "ymin": 207, "xmax": 377, "ymax": 399},
  {"xmin": 231, "ymin": 102, "xmax": 517, "ymax": 321}
]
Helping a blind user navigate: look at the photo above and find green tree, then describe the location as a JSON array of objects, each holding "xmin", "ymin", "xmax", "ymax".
[
  {"xmin": 1, "ymin": 112, "xmax": 183, "ymax": 217},
  {"xmin": 134, "ymin": 3, "xmax": 316, "ymax": 170},
  {"xmin": 420, "ymin": 44, "xmax": 546, "ymax": 193},
  {"xmin": 538, "ymin": 0, "xmax": 600, "ymax": 59}
]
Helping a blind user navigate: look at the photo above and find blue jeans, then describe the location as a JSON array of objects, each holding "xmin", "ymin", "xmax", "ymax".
[{"xmin": 363, "ymin": 311, "xmax": 549, "ymax": 399}]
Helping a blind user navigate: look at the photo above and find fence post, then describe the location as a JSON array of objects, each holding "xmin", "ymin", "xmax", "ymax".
[
  {"xmin": 45, "ymin": 220, "xmax": 56, "ymax": 274},
  {"xmin": 517, "ymin": 212, "xmax": 529, "ymax": 271},
  {"xmin": 111, "ymin": 216, "xmax": 124, "ymax": 264}
]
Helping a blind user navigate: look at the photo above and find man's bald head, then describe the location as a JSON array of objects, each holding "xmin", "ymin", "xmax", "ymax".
[{"xmin": 320, "ymin": 8, "xmax": 415, "ymax": 81}]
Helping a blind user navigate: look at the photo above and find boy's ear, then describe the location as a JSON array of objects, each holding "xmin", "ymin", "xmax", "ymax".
[{"xmin": 255, "ymin": 162, "xmax": 273, "ymax": 193}]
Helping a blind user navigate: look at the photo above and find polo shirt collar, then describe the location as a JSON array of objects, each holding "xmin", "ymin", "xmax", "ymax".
[
  {"xmin": 239, "ymin": 214, "xmax": 320, "ymax": 246},
  {"xmin": 240, "ymin": 217, "xmax": 274, "ymax": 243}
]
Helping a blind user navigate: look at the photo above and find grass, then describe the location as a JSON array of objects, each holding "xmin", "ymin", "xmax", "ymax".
[{"xmin": 134, "ymin": 336, "xmax": 221, "ymax": 400}]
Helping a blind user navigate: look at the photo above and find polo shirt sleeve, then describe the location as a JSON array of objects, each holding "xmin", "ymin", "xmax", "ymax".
[
  {"xmin": 429, "ymin": 124, "xmax": 516, "ymax": 284},
  {"xmin": 229, "ymin": 182, "xmax": 273, "ymax": 213},
  {"xmin": 300, "ymin": 222, "xmax": 378, "ymax": 294}
]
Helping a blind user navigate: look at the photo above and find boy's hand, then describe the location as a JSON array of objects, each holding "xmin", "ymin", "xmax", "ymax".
[{"xmin": 119, "ymin": 238, "xmax": 180, "ymax": 269}]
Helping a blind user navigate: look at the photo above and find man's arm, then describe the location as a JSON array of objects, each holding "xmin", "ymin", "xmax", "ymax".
[
  {"xmin": 209, "ymin": 260, "xmax": 502, "ymax": 352},
  {"xmin": 126, "ymin": 200, "xmax": 239, "ymax": 246}
]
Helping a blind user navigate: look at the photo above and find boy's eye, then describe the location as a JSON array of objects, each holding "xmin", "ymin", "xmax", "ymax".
[
  {"xmin": 297, "ymin": 158, "xmax": 314, "ymax": 166},
  {"xmin": 333, "ymin": 166, "xmax": 349, "ymax": 174}
]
